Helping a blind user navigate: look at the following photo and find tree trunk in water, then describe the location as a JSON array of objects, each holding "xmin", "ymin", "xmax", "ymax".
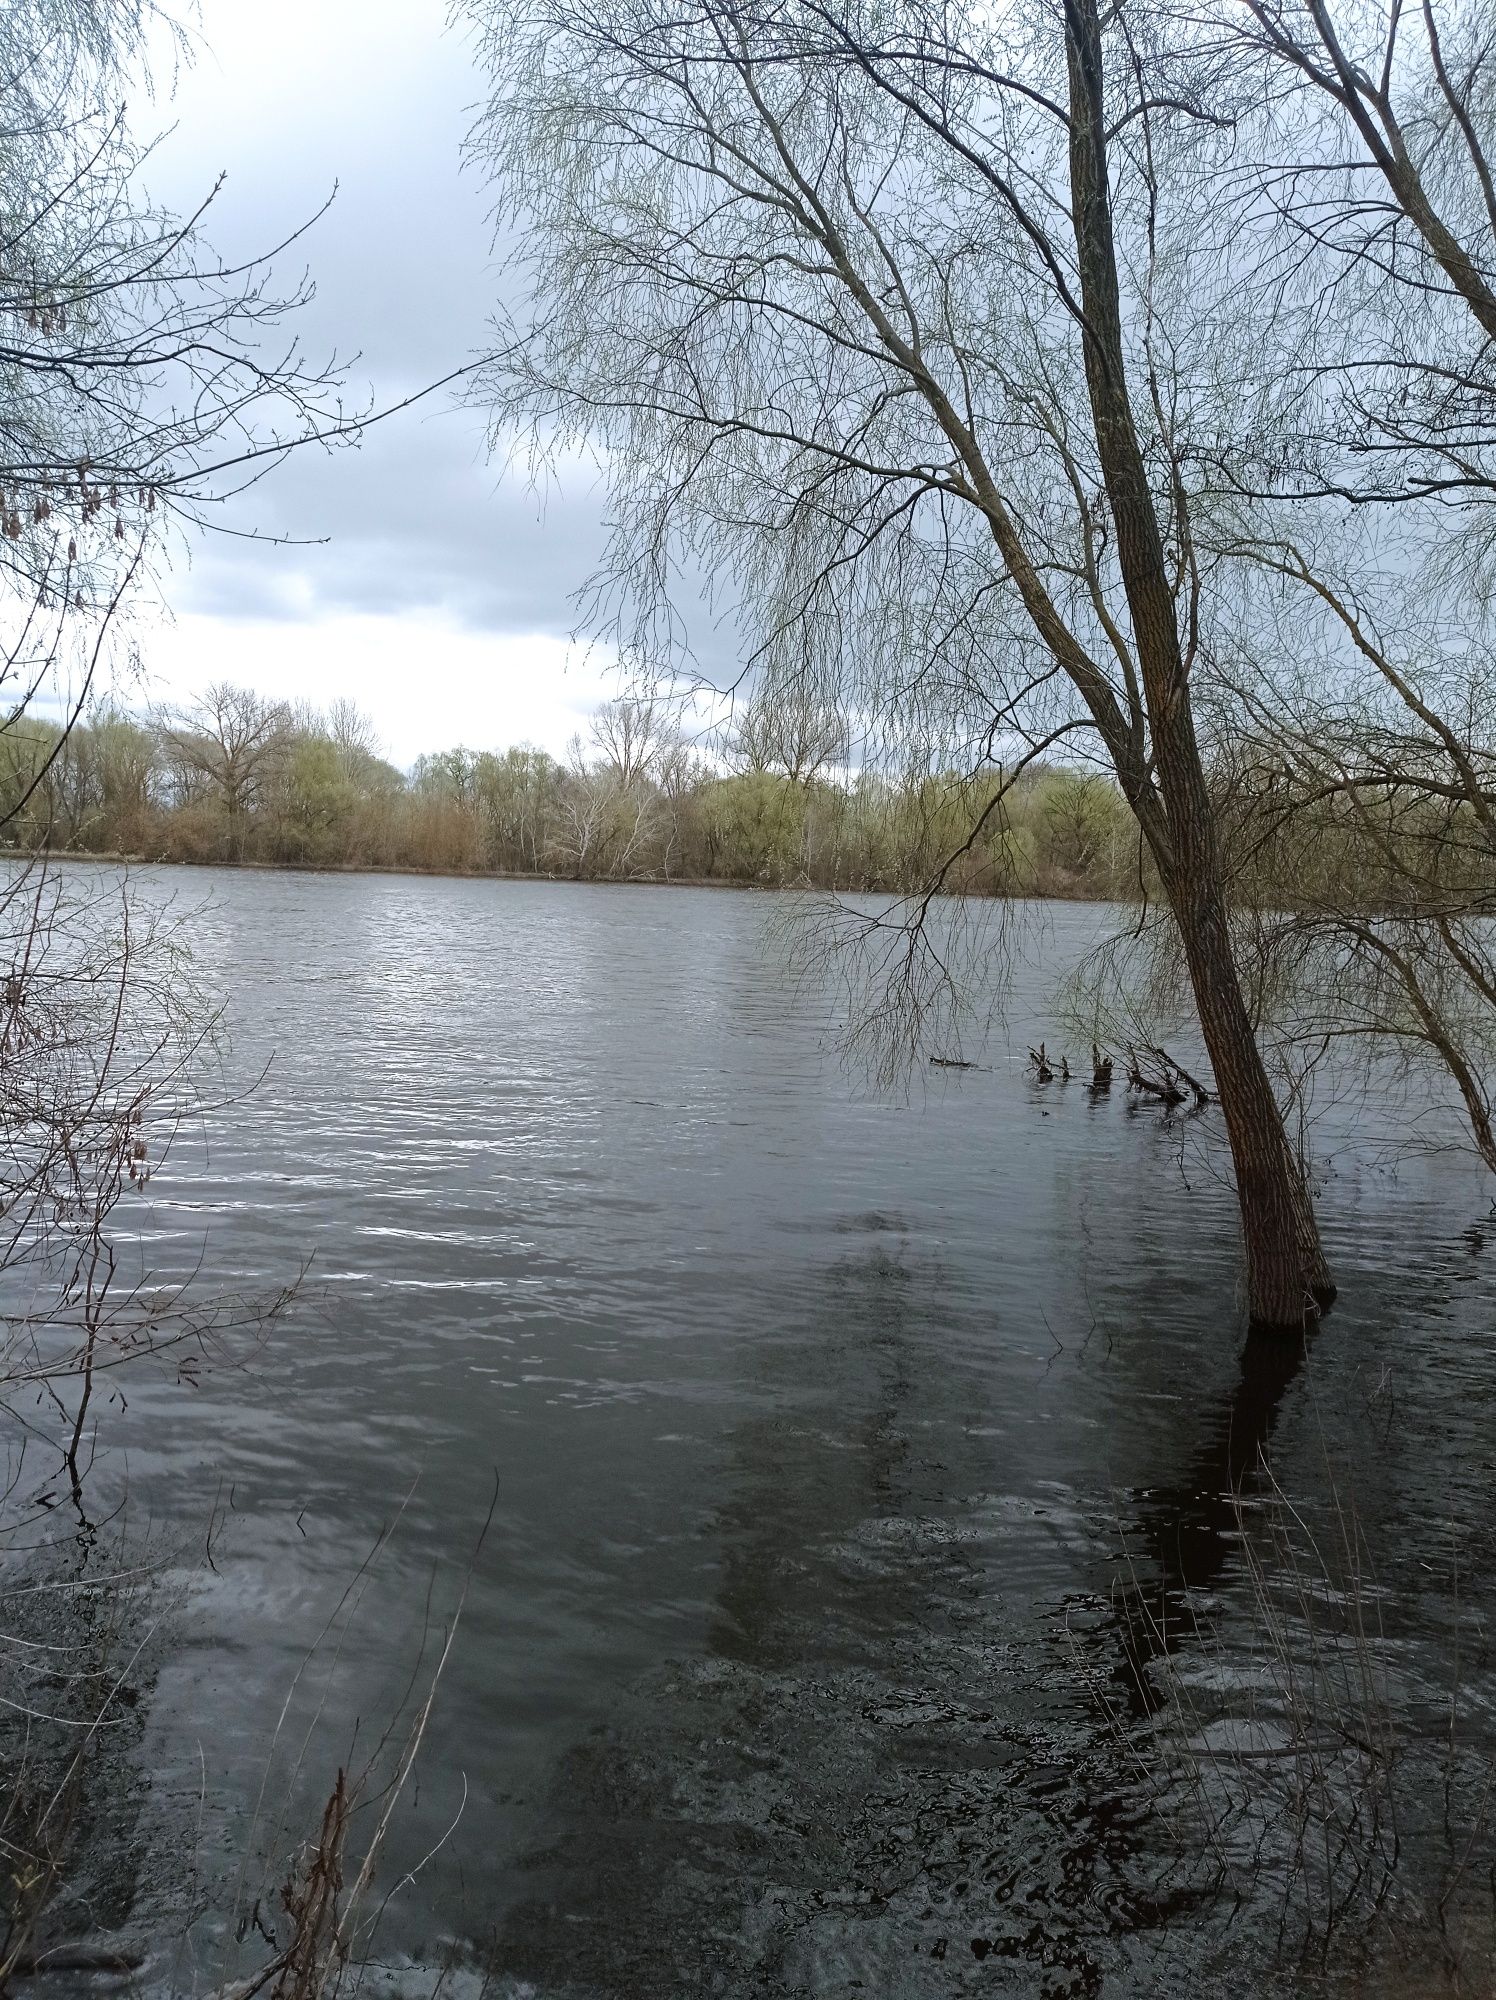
[
  {"xmin": 1168, "ymin": 876, "xmax": 1336, "ymax": 1330},
  {"xmin": 1062, "ymin": 0, "xmax": 1335, "ymax": 1331}
]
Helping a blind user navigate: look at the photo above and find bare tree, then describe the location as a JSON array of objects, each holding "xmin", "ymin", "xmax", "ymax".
[
  {"xmin": 552, "ymin": 725, "xmax": 666, "ymax": 876},
  {"xmin": 465, "ymin": 0, "xmax": 1336, "ymax": 1326},
  {"xmin": 589, "ymin": 691, "xmax": 676, "ymax": 787},
  {"xmin": 159, "ymin": 683, "xmax": 293, "ymax": 859},
  {"xmin": 1207, "ymin": 0, "xmax": 1496, "ymax": 528},
  {"xmin": 551, "ymin": 735, "xmax": 622, "ymax": 875},
  {"xmin": 0, "ymin": 865, "xmax": 293, "ymax": 1499},
  {"xmin": 1165, "ymin": 0, "xmax": 1496, "ymax": 1173},
  {"xmin": 326, "ymin": 696, "xmax": 383, "ymax": 778},
  {"xmin": 726, "ymin": 687, "xmax": 847, "ymax": 786},
  {"xmin": 0, "ymin": 4, "xmax": 365, "ymax": 627}
]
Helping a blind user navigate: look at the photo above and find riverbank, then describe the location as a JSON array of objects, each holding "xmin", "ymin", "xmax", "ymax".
[{"xmin": 0, "ymin": 847, "xmax": 1125, "ymax": 903}]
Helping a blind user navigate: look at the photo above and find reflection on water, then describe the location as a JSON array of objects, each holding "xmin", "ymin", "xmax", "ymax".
[
  {"xmin": 494, "ymin": 1233, "xmax": 1206, "ymax": 1999},
  {"xmin": 17, "ymin": 867, "xmax": 1496, "ymax": 1996},
  {"xmin": 1111, "ymin": 1331, "xmax": 1308, "ymax": 1718}
]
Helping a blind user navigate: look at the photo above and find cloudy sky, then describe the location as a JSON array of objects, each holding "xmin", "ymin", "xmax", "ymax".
[{"xmin": 136, "ymin": 0, "xmax": 623, "ymax": 765}]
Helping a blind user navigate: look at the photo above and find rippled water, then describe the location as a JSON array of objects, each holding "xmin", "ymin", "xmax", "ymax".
[{"xmin": 14, "ymin": 867, "xmax": 1496, "ymax": 1997}]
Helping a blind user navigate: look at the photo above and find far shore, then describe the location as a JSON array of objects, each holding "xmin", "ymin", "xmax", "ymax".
[{"xmin": 0, "ymin": 848, "xmax": 1119, "ymax": 904}]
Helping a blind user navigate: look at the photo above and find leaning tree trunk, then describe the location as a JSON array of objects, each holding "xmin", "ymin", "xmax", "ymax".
[
  {"xmin": 1063, "ymin": 0, "xmax": 1334, "ymax": 1330},
  {"xmin": 1167, "ymin": 855, "xmax": 1335, "ymax": 1329}
]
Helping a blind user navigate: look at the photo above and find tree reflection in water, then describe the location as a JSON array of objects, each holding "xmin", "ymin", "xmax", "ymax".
[{"xmin": 490, "ymin": 1232, "xmax": 1297, "ymax": 1999}]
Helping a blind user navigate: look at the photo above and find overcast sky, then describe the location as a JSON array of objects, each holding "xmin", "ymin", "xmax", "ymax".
[{"xmin": 135, "ymin": 0, "xmax": 623, "ymax": 766}]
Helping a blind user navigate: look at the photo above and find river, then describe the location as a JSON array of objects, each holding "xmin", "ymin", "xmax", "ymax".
[{"xmin": 10, "ymin": 866, "xmax": 1496, "ymax": 1997}]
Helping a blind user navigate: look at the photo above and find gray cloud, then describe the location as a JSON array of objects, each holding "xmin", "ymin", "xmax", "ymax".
[
  {"xmin": 176, "ymin": 414, "xmax": 612, "ymax": 636},
  {"xmin": 140, "ymin": 1, "xmax": 610, "ymax": 643},
  {"xmin": 126, "ymin": 0, "xmax": 746, "ymax": 741}
]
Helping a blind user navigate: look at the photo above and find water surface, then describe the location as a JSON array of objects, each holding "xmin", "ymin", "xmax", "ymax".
[{"xmin": 23, "ymin": 869, "xmax": 1496, "ymax": 1997}]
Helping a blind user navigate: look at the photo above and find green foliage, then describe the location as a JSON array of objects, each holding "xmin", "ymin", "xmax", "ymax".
[
  {"xmin": 272, "ymin": 738, "xmax": 360, "ymax": 864},
  {"xmin": 697, "ymin": 772, "xmax": 808, "ymax": 881},
  {"xmin": 0, "ymin": 691, "xmax": 1151, "ymax": 899}
]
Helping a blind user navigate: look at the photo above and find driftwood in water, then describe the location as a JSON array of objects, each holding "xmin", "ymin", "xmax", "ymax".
[
  {"xmin": 1155, "ymin": 1047, "xmax": 1212, "ymax": 1107},
  {"xmin": 929, "ymin": 1054, "xmax": 978, "ymax": 1070},
  {"xmin": 1127, "ymin": 1053, "xmax": 1186, "ymax": 1106},
  {"xmin": 1090, "ymin": 1043, "xmax": 1114, "ymax": 1090},
  {"xmin": 1125, "ymin": 1044, "xmax": 1213, "ymax": 1109},
  {"xmin": 1028, "ymin": 1042, "xmax": 1068, "ymax": 1083}
]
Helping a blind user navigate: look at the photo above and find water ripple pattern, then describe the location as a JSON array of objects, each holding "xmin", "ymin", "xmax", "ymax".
[{"xmin": 34, "ymin": 865, "xmax": 1496, "ymax": 1999}]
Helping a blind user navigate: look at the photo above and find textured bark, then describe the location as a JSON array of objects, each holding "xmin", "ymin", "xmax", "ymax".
[{"xmin": 1063, "ymin": 0, "xmax": 1334, "ymax": 1330}]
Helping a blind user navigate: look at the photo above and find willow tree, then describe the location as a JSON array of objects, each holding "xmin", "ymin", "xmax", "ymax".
[
  {"xmin": 1176, "ymin": 0, "xmax": 1496, "ymax": 1175},
  {"xmin": 464, "ymin": 0, "xmax": 1336, "ymax": 1326}
]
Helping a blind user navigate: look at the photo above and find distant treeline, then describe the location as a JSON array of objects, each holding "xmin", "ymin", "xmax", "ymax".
[{"xmin": 0, "ymin": 685, "xmax": 1144, "ymax": 899}]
